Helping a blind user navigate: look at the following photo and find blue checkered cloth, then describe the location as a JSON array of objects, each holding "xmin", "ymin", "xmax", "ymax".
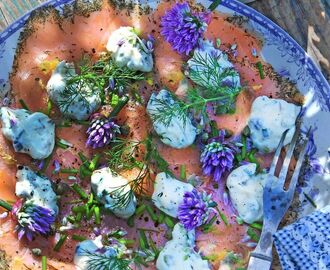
[{"xmin": 273, "ymin": 207, "xmax": 330, "ymax": 270}]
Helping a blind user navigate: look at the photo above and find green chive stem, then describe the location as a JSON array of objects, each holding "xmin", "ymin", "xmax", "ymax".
[
  {"xmin": 75, "ymin": 212, "xmax": 83, "ymax": 222},
  {"xmin": 40, "ymin": 153, "xmax": 53, "ymax": 173},
  {"xmin": 109, "ymin": 96, "xmax": 129, "ymax": 117},
  {"xmin": 72, "ymin": 235, "xmax": 87, "ymax": 242},
  {"xmin": 127, "ymin": 215, "xmax": 135, "ymax": 227},
  {"xmin": 87, "ymin": 205, "xmax": 95, "ymax": 219},
  {"xmin": 47, "ymin": 100, "xmax": 52, "ymax": 116},
  {"xmin": 210, "ymin": 120, "xmax": 219, "ymax": 138},
  {"xmin": 71, "ymin": 184, "xmax": 88, "ymax": 200},
  {"xmin": 88, "ymin": 154, "xmax": 101, "ymax": 171},
  {"xmin": 94, "ymin": 206, "xmax": 101, "ymax": 225},
  {"xmin": 79, "ymin": 166, "xmax": 92, "ymax": 178},
  {"xmin": 158, "ymin": 212, "xmax": 165, "ymax": 224},
  {"xmin": 247, "ymin": 227, "xmax": 260, "ymax": 242},
  {"xmin": 78, "ymin": 152, "xmax": 90, "ymax": 167},
  {"xmin": 19, "ymin": 99, "xmax": 29, "ymax": 111},
  {"xmin": 180, "ymin": 164, "xmax": 186, "ymax": 180},
  {"xmin": 202, "ymin": 215, "xmax": 217, "ymax": 232},
  {"xmin": 303, "ymin": 192, "xmax": 317, "ymax": 208},
  {"xmin": 0, "ymin": 199, "xmax": 12, "ymax": 211},
  {"xmin": 67, "ymin": 216, "xmax": 76, "ymax": 224},
  {"xmin": 249, "ymin": 222, "xmax": 263, "ymax": 231},
  {"xmin": 41, "ymin": 256, "xmax": 47, "ymax": 270},
  {"xmin": 60, "ymin": 168, "xmax": 79, "ymax": 174},
  {"xmin": 54, "ymin": 234, "xmax": 68, "ymax": 252},
  {"xmin": 72, "ymin": 205, "xmax": 86, "ymax": 213},
  {"xmin": 164, "ymin": 216, "xmax": 175, "ymax": 228},
  {"xmin": 135, "ymin": 204, "xmax": 147, "ymax": 216},
  {"xmin": 256, "ymin": 61, "xmax": 265, "ymax": 79},
  {"xmin": 138, "ymin": 230, "xmax": 149, "ymax": 250},
  {"xmin": 215, "ymin": 206, "xmax": 229, "ymax": 226},
  {"xmin": 56, "ymin": 140, "xmax": 69, "ymax": 150},
  {"xmin": 146, "ymin": 205, "xmax": 158, "ymax": 222}
]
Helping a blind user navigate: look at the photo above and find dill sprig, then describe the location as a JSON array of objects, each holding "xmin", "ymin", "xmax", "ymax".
[
  {"xmin": 148, "ymin": 88, "xmax": 232, "ymax": 127},
  {"xmin": 57, "ymin": 54, "xmax": 144, "ymax": 113},
  {"xmin": 105, "ymin": 135, "xmax": 172, "ymax": 209},
  {"xmin": 82, "ymin": 250, "xmax": 132, "ymax": 270}
]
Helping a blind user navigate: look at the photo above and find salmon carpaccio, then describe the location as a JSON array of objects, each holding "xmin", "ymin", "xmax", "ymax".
[{"xmin": 0, "ymin": 0, "xmax": 303, "ymax": 269}]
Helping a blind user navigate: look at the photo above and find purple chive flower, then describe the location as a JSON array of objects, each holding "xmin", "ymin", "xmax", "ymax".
[
  {"xmin": 200, "ymin": 131, "xmax": 237, "ymax": 182},
  {"xmin": 37, "ymin": 159, "xmax": 45, "ymax": 171},
  {"xmin": 86, "ymin": 115, "xmax": 121, "ymax": 149},
  {"xmin": 178, "ymin": 189, "xmax": 215, "ymax": 230},
  {"xmin": 53, "ymin": 159, "xmax": 61, "ymax": 174},
  {"xmin": 146, "ymin": 34, "xmax": 155, "ymax": 52},
  {"xmin": 12, "ymin": 199, "xmax": 55, "ymax": 241},
  {"xmin": 161, "ymin": 2, "xmax": 211, "ymax": 55}
]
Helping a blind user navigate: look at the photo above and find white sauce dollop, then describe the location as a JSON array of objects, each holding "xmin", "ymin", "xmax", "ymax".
[
  {"xmin": 74, "ymin": 236, "xmax": 120, "ymax": 270},
  {"xmin": 16, "ymin": 166, "xmax": 58, "ymax": 215},
  {"xmin": 91, "ymin": 167, "xmax": 136, "ymax": 219},
  {"xmin": 226, "ymin": 163, "xmax": 266, "ymax": 224},
  {"xmin": 46, "ymin": 61, "xmax": 101, "ymax": 121},
  {"xmin": 248, "ymin": 96, "xmax": 301, "ymax": 152},
  {"xmin": 156, "ymin": 223, "xmax": 210, "ymax": 270},
  {"xmin": 0, "ymin": 107, "xmax": 55, "ymax": 160},
  {"xmin": 106, "ymin": 26, "xmax": 153, "ymax": 72},
  {"xmin": 187, "ymin": 40, "xmax": 240, "ymax": 89},
  {"xmin": 152, "ymin": 172, "xmax": 194, "ymax": 218},
  {"xmin": 147, "ymin": 89, "xmax": 197, "ymax": 149}
]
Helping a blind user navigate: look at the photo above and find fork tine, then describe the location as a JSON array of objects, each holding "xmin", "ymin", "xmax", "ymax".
[
  {"xmin": 287, "ymin": 127, "xmax": 311, "ymax": 194},
  {"xmin": 278, "ymin": 125, "xmax": 302, "ymax": 184},
  {"xmin": 268, "ymin": 129, "xmax": 289, "ymax": 175}
]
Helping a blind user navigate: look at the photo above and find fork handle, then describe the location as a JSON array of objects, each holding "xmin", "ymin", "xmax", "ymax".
[{"xmin": 247, "ymin": 253, "xmax": 272, "ymax": 270}]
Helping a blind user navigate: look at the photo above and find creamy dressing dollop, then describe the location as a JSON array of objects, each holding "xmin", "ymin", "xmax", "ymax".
[
  {"xmin": 106, "ymin": 26, "xmax": 153, "ymax": 72},
  {"xmin": 187, "ymin": 40, "xmax": 240, "ymax": 89},
  {"xmin": 74, "ymin": 236, "xmax": 122, "ymax": 270},
  {"xmin": 248, "ymin": 96, "xmax": 301, "ymax": 152},
  {"xmin": 46, "ymin": 61, "xmax": 101, "ymax": 121},
  {"xmin": 156, "ymin": 223, "xmax": 211, "ymax": 270},
  {"xmin": 152, "ymin": 172, "xmax": 194, "ymax": 218},
  {"xmin": 0, "ymin": 107, "xmax": 55, "ymax": 159},
  {"xmin": 226, "ymin": 163, "xmax": 267, "ymax": 224},
  {"xmin": 16, "ymin": 166, "xmax": 59, "ymax": 215},
  {"xmin": 91, "ymin": 167, "xmax": 136, "ymax": 219},
  {"xmin": 147, "ymin": 89, "xmax": 197, "ymax": 149}
]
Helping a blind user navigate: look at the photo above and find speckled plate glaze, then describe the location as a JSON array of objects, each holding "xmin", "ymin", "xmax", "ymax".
[{"xmin": 0, "ymin": 0, "xmax": 329, "ymax": 222}]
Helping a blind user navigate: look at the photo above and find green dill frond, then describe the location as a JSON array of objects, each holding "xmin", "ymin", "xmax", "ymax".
[
  {"xmin": 82, "ymin": 249, "xmax": 132, "ymax": 270},
  {"xmin": 105, "ymin": 135, "xmax": 172, "ymax": 209},
  {"xmin": 147, "ymin": 91, "xmax": 189, "ymax": 127},
  {"xmin": 57, "ymin": 54, "xmax": 144, "ymax": 113}
]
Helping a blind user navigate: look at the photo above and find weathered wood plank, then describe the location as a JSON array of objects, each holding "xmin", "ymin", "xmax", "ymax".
[{"xmin": 250, "ymin": 0, "xmax": 330, "ymax": 80}]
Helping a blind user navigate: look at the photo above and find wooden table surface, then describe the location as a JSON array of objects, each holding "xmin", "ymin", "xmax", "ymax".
[{"xmin": 0, "ymin": 0, "xmax": 329, "ymax": 80}]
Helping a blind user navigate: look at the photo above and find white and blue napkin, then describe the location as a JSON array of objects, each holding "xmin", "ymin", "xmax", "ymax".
[{"xmin": 273, "ymin": 206, "xmax": 330, "ymax": 270}]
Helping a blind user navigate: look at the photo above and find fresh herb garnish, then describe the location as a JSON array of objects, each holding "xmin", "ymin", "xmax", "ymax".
[
  {"xmin": 104, "ymin": 135, "xmax": 172, "ymax": 209},
  {"xmin": 82, "ymin": 250, "xmax": 132, "ymax": 270},
  {"xmin": 57, "ymin": 54, "xmax": 144, "ymax": 113},
  {"xmin": 256, "ymin": 61, "xmax": 265, "ymax": 79},
  {"xmin": 19, "ymin": 99, "xmax": 30, "ymax": 111},
  {"xmin": 41, "ymin": 256, "xmax": 47, "ymax": 270},
  {"xmin": 54, "ymin": 234, "xmax": 68, "ymax": 252},
  {"xmin": 303, "ymin": 192, "xmax": 317, "ymax": 208}
]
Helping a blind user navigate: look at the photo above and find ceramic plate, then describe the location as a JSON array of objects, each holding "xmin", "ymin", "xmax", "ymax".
[
  {"xmin": 1, "ymin": 0, "xmax": 329, "ymax": 215},
  {"xmin": 0, "ymin": 0, "xmax": 330, "ymax": 268}
]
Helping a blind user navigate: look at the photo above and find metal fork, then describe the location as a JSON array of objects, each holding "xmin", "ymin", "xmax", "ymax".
[{"xmin": 247, "ymin": 126, "xmax": 311, "ymax": 270}]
